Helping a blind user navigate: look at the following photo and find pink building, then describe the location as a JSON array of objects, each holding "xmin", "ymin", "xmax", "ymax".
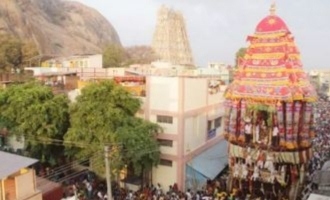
[{"xmin": 138, "ymin": 75, "xmax": 228, "ymax": 190}]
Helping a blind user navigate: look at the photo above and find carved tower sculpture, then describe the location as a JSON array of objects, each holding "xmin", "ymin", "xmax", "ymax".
[
  {"xmin": 224, "ymin": 4, "xmax": 317, "ymax": 200},
  {"xmin": 152, "ymin": 6, "xmax": 194, "ymax": 67}
]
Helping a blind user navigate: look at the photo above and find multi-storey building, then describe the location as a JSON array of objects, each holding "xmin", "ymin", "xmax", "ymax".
[
  {"xmin": 139, "ymin": 75, "xmax": 228, "ymax": 190},
  {"xmin": 308, "ymin": 70, "xmax": 330, "ymax": 99}
]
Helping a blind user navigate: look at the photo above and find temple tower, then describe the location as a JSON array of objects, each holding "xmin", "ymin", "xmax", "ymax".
[
  {"xmin": 152, "ymin": 6, "xmax": 194, "ymax": 67},
  {"xmin": 224, "ymin": 4, "xmax": 317, "ymax": 199}
]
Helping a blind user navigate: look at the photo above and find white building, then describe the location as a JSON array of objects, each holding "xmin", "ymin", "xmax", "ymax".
[
  {"xmin": 138, "ymin": 75, "xmax": 228, "ymax": 190},
  {"xmin": 41, "ymin": 54, "xmax": 103, "ymax": 68},
  {"xmin": 207, "ymin": 62, "xmax": 230, "ymax": 84},
  {"xmin": 308, "ymin": 69, "xmax": 330, "ymax": 99}
]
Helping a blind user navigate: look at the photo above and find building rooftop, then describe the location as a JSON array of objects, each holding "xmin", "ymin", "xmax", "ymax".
[
  {"xmin": 0, "ymin": 151, "xmax": 38, "ymax": 179},
  {"xmin": 37, "ymin": 71, "xmax": 78, "ymax": 77}
]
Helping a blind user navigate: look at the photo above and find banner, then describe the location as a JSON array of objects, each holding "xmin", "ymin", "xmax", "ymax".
[
  {"xmin": 228, "ymin": 101, "xmax": 238, "ymax": 142},
  {"xmin": 285, "ymin": 102, "xmax": 294, "ymax": 149},
  {"xmin": 300, "ymin": 103, "xmax": 312, "ymax": 147},
  {"xmin": 292, "ymin": 101, "xmax": 301, "ymax": 148},
  {"xmin": 238, "ymin": 100, "xmax": 246, "ymax": 142},
  {"xmin": 277, "ymin": 102, "xmax": 285, "ymax": 146}
]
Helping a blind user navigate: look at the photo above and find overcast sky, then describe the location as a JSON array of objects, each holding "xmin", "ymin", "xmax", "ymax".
[{"xmin": 76, "ymin": 0, "xmax": 330, "ymax": 69}]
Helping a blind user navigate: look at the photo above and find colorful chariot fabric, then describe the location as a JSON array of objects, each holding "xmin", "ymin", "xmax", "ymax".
[{"xmin": 225, "ymin": 21, "xmax": 317, "ymax": 103}]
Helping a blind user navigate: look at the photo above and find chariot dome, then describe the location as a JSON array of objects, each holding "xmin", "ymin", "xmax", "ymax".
[{"xmin": 224, "ymin": 4, "xmax": 317, "ymax": 199}]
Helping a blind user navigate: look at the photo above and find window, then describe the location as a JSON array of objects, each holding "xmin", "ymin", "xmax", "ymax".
[
  {"xmin": 160, "ymin": 159, "xmax": 173, "ymax": 167},
  {"xmin": 157, "ymin": 115, "xmax": 173, "ymax": 124},
  {"xmin": 215, "ymin": 117, "xmax": 222, "ymax": 129},
  {"xmin": 157, "ymin": 139, "xmax": 173, "ymax": 147},
  {"xmin": 207, "ymin": 120, "xmax": 213, "ymax": 131}
]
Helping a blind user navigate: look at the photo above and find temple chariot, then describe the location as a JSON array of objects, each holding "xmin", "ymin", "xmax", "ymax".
[{"xmin": 224, "ymin": 4, "xmax": 317, "ymax": 200}]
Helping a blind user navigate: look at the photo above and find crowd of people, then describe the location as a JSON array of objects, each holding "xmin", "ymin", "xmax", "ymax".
[
  {"xmin": 309, "ymin": 97, "xmax": 330, "ymax": 174},
  {"xmin": 301, "ymin": 97, "xmax": 330, "ymax": 199}
]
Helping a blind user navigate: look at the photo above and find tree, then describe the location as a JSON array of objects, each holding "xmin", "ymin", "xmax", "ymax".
[
  {"xmin": 235, "ymin": 47, "xmax": 247, "ymax": 68},
  {"xmin": 116, "ymin": 117, "xmax": 160, "ymax": 181},
  {"xmin": 21, "ymin": 41, "xmax": 39, "ymax": 67},
  {"xmin": 64, "ymin": 80, "xmax": 161, "ymax": 179},
  {"xmin": 0, "ymin": 34, "xmax": 39, "ymax": 72},
  {"xmin": 125, "ymin": 45, "xmax": 158, "ymax": 65},
  {"xmin": 0, "ymin": 81, "xmax": 70, "ymax": 162},
  {"xmin": 103, "ymin": 44, "xmax": 127, "ymax": 68},
  {"xmin": 4, "ymin": 40, "xmax": 23, "ymax": 71}
]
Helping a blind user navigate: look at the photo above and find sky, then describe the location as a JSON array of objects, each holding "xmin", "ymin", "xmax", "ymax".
[{"xmin": 76, "ymin": 0, "xmax": 330, "ymax": 69}]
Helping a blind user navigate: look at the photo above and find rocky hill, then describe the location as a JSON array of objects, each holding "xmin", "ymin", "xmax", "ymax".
[{"xmin": 0, "ymin": 0, "xmax": 121, "ymax": 56}]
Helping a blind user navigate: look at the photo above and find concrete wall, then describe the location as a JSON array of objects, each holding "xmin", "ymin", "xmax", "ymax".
[
  {"xmin": 4, "ymin": 178, "xmax": 16, "ymax": 200},
  {"xmin": 89, "ymin": 54, "xmax": 103, "ymax": 68},
  {"xmin": 152, "ymin": 161, "xmax": 177, "ymax": 190},
  {"xmin": 208, "ymin": 86, "xmax": 226, "ymax": 105},
  {"xmin": 149, "ymin": 77, "xmax": 179, "ymax": 112},
  {"xmin": 16, "ymin": 170, "xmax": 35, "ymax": 199},
  {"xmin": 184, "ymin": 114, "xmax": 207, "ymax": 153},
  {"xmin": 2, "ymin": 169, "xmax": 41, "ymax": 200},
  {"xmin": 25, "ymin": 67, "xmax": 58, "ymax": 76},
  {"xmin": 183, "ymin": 78, "xmax": 207, "ymax": 111}
]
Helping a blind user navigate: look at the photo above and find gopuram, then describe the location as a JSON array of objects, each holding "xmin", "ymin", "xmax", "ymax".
[
  {"xmin": 224, "ymin": 4, "xmax": 317, "ymax": 200},
  {"xmin": 152, "ymin": 6, "xmax": 194, "ymax": 67}
]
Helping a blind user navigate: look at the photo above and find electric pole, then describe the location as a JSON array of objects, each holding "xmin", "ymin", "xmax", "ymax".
[{"xmin": 104, "ymin": 146, "xmax": 113, "ymax": 200}]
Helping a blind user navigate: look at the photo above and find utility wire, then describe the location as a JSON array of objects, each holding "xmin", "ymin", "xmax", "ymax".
[
  {"xmin": 36, "ymin": 152, "xmax": 103, "ymax": 182},
  {"xmin": 5, "ymin": 161, "xmax": 105, "ymax": 192},
  {"xmin": 5, "ymin": 147, "xmax": 162, "ymax": 191},
  {"xmin": 21, "ymin": 134, "xmax": 123, "ymax": 148},
  {"xmin": 4, "ymin": 135, "xmax": 160, "ymax": 162},
  {"xmin": 19, "ymin": 135, "xmax": 160, "ymax": 156}
]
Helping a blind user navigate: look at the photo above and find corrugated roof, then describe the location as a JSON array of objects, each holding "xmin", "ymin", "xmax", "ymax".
[
  {"xmin": 187, "ymin": 139, "xmax": 228, "ymax": 179},
  {"xmin": 0, "ymin": 151, "xmax": 38, "ymax": 179}
]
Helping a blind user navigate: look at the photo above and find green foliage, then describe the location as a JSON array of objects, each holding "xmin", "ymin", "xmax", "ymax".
[
  {"xmin": 0, "ymin": 81, "xmax": 70, "ymax": 160},
  {"xmin": 4, "ymin": 40, "xmax": 23, "ymax": 71},
  {"xmin": 103, "ymin": 44, "xmax": 127, "ymax": 68},
  {"xmin": 65, "ymin": 80, "xmax": 161, "ymax": 176},
  {"xmin": 235, "ymin": 47, "xmax": 247, "ymax": 68},
  {"xmin": 0, "ymin": 34, "xmax": 39, "ymax": 72},
  {"xmin": 21, "ymin": 41, "xmax": 39, "ymax": 67},
  {"xmin": 117, "ymin": 117, "xmax": 160, "ymax": 174}
]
